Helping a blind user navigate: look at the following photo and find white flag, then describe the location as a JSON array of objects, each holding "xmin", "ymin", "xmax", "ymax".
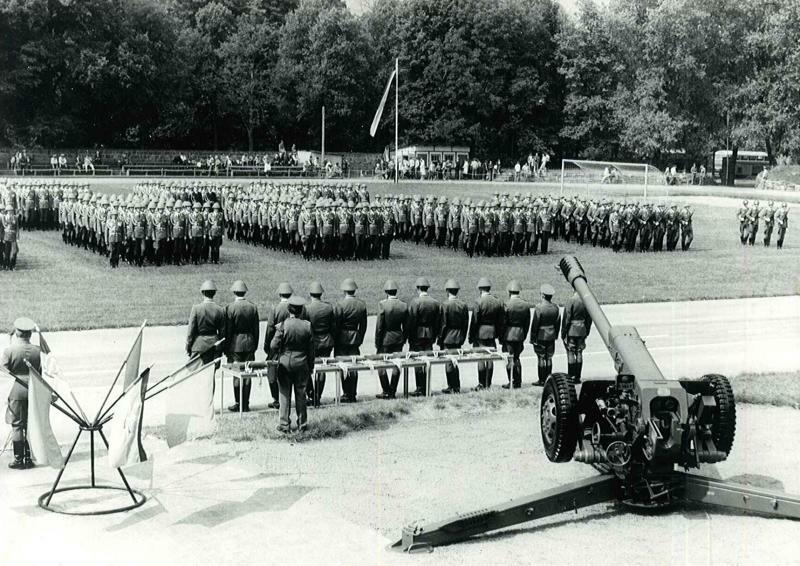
[
  {"xmin": 369, "ymin": 67, "xmax": 396, "ymax": 137},
  {"xmin": 107, "ymin": 370, "xmax": 149, "ymax": 469},
  {"xmin": 28, "ymin": 372, "xmax": 65, "ymax": 469},
  {"xmin": 164, "ymin": 363, "xmax": 216, "ymax": 448}
]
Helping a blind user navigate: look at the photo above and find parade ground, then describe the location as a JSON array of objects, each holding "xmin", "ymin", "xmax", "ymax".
[
  {"xmin": 1, "ymin": 177, "xmax": 799, "ymax": 565},
  {"xmin": 1, "ymin": 178, "xmax": 799, "ymax": 331},
  {"xmin": 1, "ymin": 295, "xmax": 799, "ymax": 565}
]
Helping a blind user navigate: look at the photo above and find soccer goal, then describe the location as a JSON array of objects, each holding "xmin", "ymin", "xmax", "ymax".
[{"xmin": 560, "ymin": 159, "xmax": 665, "ymax": 198}]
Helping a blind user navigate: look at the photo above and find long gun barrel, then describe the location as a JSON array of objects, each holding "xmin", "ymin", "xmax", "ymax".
[
  {"xmin": 558, "ymin": 256, "xmax": 612, "ymax": 346},
  {"xmin": 558, "ymin": 255, "xmax": 665, "ymax": 380}
]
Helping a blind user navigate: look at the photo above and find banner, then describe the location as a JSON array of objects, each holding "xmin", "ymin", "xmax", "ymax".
[
  {"xmin": 108, "ymin": 369, "xmax": 149, "ymax": 469},
  {"xmin": 164, "ymin": 362, "xmax": 216, "ymax": 448},
  {"xmin": 27, "ymin": 372, "xmax": 65, "ymax": 469},
  {"xmin": 123, "ymin": 326, "xmax": 144, "ymax": 389},
  {"xmin": 369, "ymin": 67, "xmax": 396, "ymax": 138}
]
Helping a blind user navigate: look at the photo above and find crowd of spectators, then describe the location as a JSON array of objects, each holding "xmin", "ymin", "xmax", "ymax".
[
  {"xmin": 374, "ymin": 156, "xmax": 507, "ymax": 181},
  {"xmin": 664, "ymin": 163, "xmax": 710, "ymax": 186}
]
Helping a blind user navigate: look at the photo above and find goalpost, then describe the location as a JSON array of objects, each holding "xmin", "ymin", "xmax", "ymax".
[{"xmin": 560, "ymin": 159, "xmax": 665, "ymax": 199}]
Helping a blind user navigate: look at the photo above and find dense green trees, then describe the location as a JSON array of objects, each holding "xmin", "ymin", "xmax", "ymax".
[{"xmin": 1, "ymin": 0, "xmax": 799, "ymax": 170}]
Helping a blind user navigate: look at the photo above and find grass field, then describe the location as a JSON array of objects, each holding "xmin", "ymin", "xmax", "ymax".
[{"xmin": 0, "ymin": 180, "xmax": 797, "ymax": 330}]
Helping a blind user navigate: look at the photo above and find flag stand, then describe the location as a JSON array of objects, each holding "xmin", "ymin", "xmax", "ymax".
[{"xmin": 37, "ymin": 422, "xmax": 147, "ymax": 516}]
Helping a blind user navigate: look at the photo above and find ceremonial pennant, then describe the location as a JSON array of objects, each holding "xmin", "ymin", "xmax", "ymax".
[
  {"xmin": 27, "ymin": 372, "xmax": 65, "ymax": 469},
  {"xmin": 164, "ymin": 362, "xmax": 216, "ymax": 449},
  {"xmin": 108, "ymin": 369, "xmax": 149, "ymax": 469},
  {"xmin": 369, "ymin": 67, "xmax": 396, "ymax": 137}
]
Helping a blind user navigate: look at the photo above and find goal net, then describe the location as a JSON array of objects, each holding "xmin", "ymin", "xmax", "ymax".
[{"xmin": 560, "ymin": 159, "xmax": 665, "ymax": 197}]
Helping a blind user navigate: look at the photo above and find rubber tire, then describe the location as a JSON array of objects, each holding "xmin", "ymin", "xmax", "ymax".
[
  {"xmin": 540, "ymin": 372, "xmax": 579, "ymax": 462},
  {"xmin": 702, "ymin": 373, "xmax": 736, "ymax": 455}
]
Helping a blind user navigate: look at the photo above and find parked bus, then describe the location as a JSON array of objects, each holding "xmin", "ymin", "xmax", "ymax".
[{"xmin": 713, "ymin": 150, "xmax": 768, "ymax": 180}]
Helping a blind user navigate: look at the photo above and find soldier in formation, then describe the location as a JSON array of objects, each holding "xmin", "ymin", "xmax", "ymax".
[
  {"xmin": 55, "ymin": 186, "xmax": 225, "ymax": 267},
  {"xmin": 0, "ymin": 179, "xmax": 65, "ymax": 231},
  {"xmin": 738, "ymin": 199, "xmax": 790, "ymax": 248},
  {"xmin": 389, "ymin": 193, "xmax": 695, "ymax": 256}
]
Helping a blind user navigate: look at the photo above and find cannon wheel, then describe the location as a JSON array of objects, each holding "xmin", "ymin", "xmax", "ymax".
[
  {"xmin": 702, "ymin": 373, "xmax": 736, "ymax": 455},
  {"xmin": 540, "ymin": 373, "xmax": 578, "ymax": 462}
]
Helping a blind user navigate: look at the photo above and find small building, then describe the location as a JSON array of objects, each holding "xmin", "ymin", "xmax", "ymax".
[{"xmin": 390, "ymin": 145, "xmax": 470, "ymax": 166}]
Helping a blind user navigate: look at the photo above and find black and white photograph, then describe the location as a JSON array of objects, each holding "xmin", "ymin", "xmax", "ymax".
[{"xmin": 1, "ymin": 0, "xmax": 799, "ymax": 564}]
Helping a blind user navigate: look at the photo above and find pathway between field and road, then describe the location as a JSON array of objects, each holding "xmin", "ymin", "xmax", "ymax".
[
  {"xmin": 0, "ymin": 295, "xmax": 798, "ymax": 566},
  {"xmin": 1, "ymin": 294, "xmax": 798, "ymax": 441}
]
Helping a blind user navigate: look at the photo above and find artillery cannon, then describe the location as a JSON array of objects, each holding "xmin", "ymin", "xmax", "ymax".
[{"xmin": 394, "ymin": 255, "xmax": 800, "ymax": 552}]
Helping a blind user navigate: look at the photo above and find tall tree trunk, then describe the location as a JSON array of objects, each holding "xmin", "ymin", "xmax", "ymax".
[
  {"xmin": 247, "ymin": 126, "xmax": 254, "ymax": 152},
  {"xmin": 726, "ymin": 145, "xmax": 738, "ymax": 186},
  {"xmin": 765, "ymin": 137, "xmax": 773, "ymax": 165}
]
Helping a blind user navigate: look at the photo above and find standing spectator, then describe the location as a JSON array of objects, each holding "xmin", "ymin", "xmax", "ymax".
[{"xmin": 539, "ymin": 154, "xmax": 550, "ymax": 177}]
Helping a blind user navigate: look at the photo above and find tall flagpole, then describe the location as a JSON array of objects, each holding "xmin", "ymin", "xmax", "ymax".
[{"xmin": 394, "ymin": 57, "xmax": 399, "ymax": 184}]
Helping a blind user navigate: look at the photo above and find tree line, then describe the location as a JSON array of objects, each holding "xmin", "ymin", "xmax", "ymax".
[{"xmin": 1, "ymin": 0, "xmax": 799, "ymax": 180}]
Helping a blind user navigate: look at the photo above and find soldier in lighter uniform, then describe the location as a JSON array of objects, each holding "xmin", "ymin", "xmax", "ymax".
[
  {"xmin": 562, "ymin": 288, "xmax": 593, "ymax": 384},
  {"xmin": 468, "ymin": 277, "xmax": 504, "ymax": 389},
  {"xmin": 407, "ymin": 277, "xmax": 441, "ymax": 396},
  {"xmin": 438, "ymin": 279, "xmax": 469, "ymax": 393},
  {"xmin": 225, "ymin": 280, "xmax": 259, "ymax": 412},
  {"xmin": 501, "ymin": 280, "xmax": 531, "ymax": 389},
  {"xmin": 375, "ymin": 279, "xmax": 408, "ymax": 399},
  {"xmin": 305, "ymin": 281, "xmax": 335, "ymax": 405},
  {"xmin": 529, "ymin": 284, "xmax": 561, "ymax": 385},
  {"xmin": 333, "ymin": 278, "xmax": 367, "ymax": 402},
  {"xmin": 186, "ymin": 280, "xmax": 226, "ymax": 365},
  {"xmin": 775, "ymin": 202, "xmax": 789, "ymax": 249},
  {"xmin": 2, "ymin": 204, "xmax": 19, "ymax": 270},
  {"xmin": 270, "ymin": 296, "xmax": 315, "ymax": 433},
  {"xmin": 3, "ymin": 317, "xmax": 41, "ymax": 469}
]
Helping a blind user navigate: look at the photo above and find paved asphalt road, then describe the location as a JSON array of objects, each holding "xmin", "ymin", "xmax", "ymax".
[{"xmin": 1, "ymin": 294, "xmax": 798, "ymax": 442}]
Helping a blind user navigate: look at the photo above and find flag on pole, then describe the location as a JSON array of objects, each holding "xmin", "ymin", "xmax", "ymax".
[
  {"xmin": 108, "ymin": 369, "xmax": 149, "ymax": 469},
  {"xmin": 28, "ymin": 371, "xmax": 65, "ymax": 469},
  {"xmin": 164, "ymin": 362, "xmax": 217, "ymax": 448},
  {"xmin": 37, "ymin": 329, "xmax": 87, "ymax": 422},
  {"xmin": 370, "ymin": 67, "xmax": 397, "ymax": 137},
  {"xmin": 122, "ymin": 326, "xmax": 144, "ymax": 390}
]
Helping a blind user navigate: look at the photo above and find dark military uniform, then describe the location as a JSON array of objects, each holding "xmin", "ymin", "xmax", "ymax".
[
  {"xmin": 333, "ymin": 291, "xmax": 367, "ymax": 401},
  {"xmin": 3, "ymin": 318, "xmax": 42, "ymax": 469},
  {"xmin": 186, "ymin": 297, "xmax": 226, "ymax": 364},
  {"xmin": 438, "ymin": 291, "xmax": 469, "ymax": 392},
  {"xmin": 407, "ymin": 289, "xmax": 441, "ymax": 394},
  {"xmin": 469, "ymin": 288, "xmax": 503, "ymax": 388},
  {"xmin": 225, "ymin": 293, "xmax": 259, "ymax": 411},
  {"xmin": 502, "ymin": 292, "xmax": 531, "ymax": 388},
  {"xmin": 375, "ymin": 295, "xmax": 408, "ymax": 398},
  {"xmin": 529, "ymin": 290, "xmax": 561, "ymax": 384},
  {"xmin": 305, "ymin": 294, "xmax": 336, "ymax": 403},
  {"xmin": 562, "ymin": 291, "xmax": 592, "ymax": 383},
  {"xmin": 270, "ymin": 297, "xmax": 315, "ymax": 431}
]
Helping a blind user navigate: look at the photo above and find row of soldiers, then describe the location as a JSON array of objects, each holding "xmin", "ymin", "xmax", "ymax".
[
  {"xmin": 0, "ymin": 180, "xmax": 79, "ymax": 230},
  {"xmin": 186, "ymin": 276, "xmax": 592, "ymax": 412},
  {"xmin": 737, "ymin": 200, "xmax": 790, "ymax": 248},
  {"xmin": 58, "ymin": 190, "xmax": 225, "ymax": 267},
  {"xmin": 384, "ymin": 194, "xmax": 696, "ymax": 255}
]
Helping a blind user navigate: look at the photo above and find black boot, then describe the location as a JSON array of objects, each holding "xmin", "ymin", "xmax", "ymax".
[
  {"xmin": 567, "ymin": 362, "xmax": 576, "ymax": 382},
  {"xmin": 8, "ymin": 441, "xmax": 25, "ymax": 470},
  {"xmin": 574, "ymin": 362, "xmax": 583, "ymax": 383},
  {"xmin": 228, "ymin": 381, "xmax": 241, "ymax": 412},
  {"xmin": 23, "ymin": 441, "xmax": 34, "ymax": 469},
  {"xmin": 241, "ymin": 379, "xmax": 251, "ymax": 412}
]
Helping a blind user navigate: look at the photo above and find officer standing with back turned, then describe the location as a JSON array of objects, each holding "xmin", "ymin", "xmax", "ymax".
[
  {"xmin": 225, "ymin": 280, "xmax": 259, "ymax": 412},
  {"xmin": 186, "ymin": 280, "xmax": 226, "ymax": 365},
  {"xmin": 3, "ymin": 317, "xmax": 42, "ymax": 469},
  {"xmin": 529, "ymin": 284, "xmax": 561, "ymax": 385}
]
